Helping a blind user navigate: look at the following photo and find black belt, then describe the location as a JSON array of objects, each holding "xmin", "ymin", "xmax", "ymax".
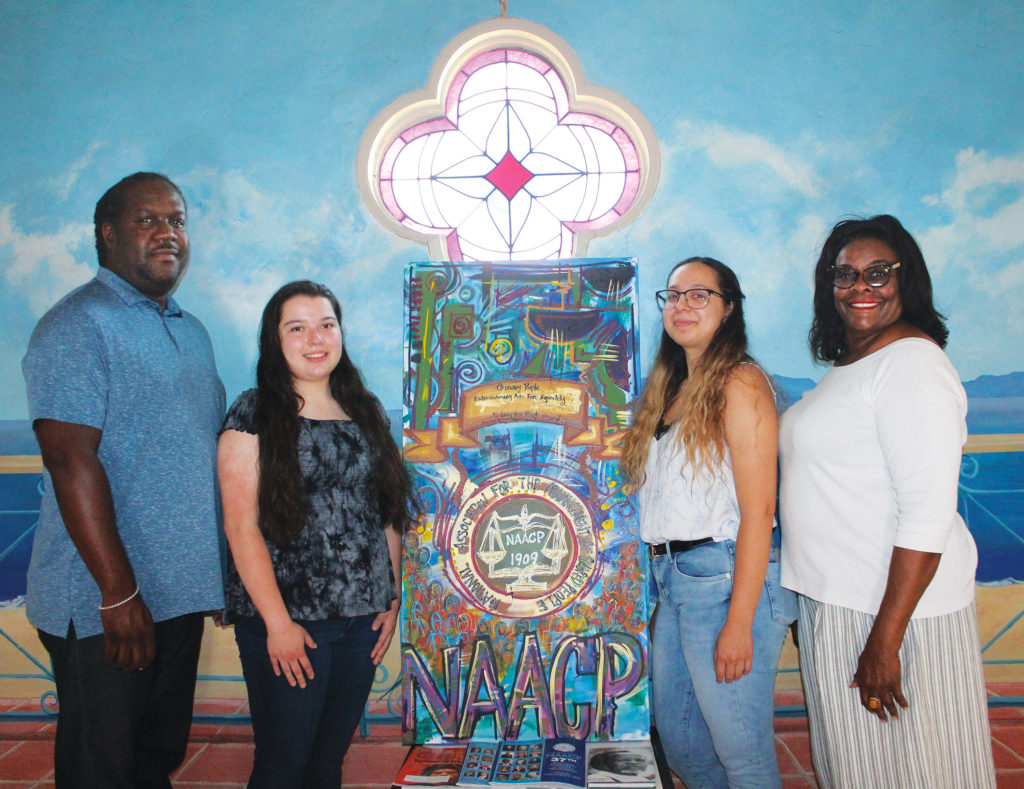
[{"xmin": 648, "ymin": 537, "xmax": 713, "ymax": 557}]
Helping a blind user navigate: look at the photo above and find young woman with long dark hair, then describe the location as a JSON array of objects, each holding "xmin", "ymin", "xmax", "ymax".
[{"xmin": 219, "ymin": 280, "xmax": 416, "ymax": 787}]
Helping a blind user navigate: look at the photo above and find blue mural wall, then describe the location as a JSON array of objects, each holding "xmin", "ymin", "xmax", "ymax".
[{"xmin": 1, "ymin": 1, "xmax": 1022, "ymax": 596}]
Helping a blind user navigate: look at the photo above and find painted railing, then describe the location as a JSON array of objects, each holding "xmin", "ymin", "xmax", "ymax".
[{"xmin": 2, "ymin": 436, "xmax": 1022, "ymax": 727}]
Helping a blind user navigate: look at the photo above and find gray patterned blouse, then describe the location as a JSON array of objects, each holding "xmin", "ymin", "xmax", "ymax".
[{"xmin": 222, "ymin": 389, "xmax": 396, "ymax": 622}]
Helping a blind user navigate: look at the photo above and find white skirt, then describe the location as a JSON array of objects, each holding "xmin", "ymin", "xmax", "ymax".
[{"xmin": 797, "ymin": 596, "xmax": 995, "ymax": 789}]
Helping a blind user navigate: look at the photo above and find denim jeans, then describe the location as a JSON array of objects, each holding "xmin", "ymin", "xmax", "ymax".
[
  {"xmin": 651, "ymin": 539, "xmax": 797, "ymax": 789},
  {"xmin": 234, "ymin": 613, "xmax": 378, "ymax": 789},
  {"xmin": 38, "ymin": 613, "xmax": 204, "ymax": 789}
]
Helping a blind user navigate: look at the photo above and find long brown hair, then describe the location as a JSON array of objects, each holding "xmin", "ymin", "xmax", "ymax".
[
  {"xmin": 621, "ymin": 257, "xmax": 751, "ymax": 485},
  {"xmin": 253, "ymin": 280, "xmax": 417, "ymax": 545}
]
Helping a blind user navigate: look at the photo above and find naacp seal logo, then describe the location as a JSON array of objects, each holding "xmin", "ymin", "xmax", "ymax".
[{"xmin": 447, "ymin": 474, "xmax": 598, "ymax": 618}]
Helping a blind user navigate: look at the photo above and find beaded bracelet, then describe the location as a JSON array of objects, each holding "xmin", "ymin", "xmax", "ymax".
[{"xmin": 98, "ymin": 585, "xmax": 140, "ymax": 611}]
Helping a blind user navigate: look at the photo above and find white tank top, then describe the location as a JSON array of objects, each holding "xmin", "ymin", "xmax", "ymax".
[
  {"xmin": 638, "ymin": 427, "xmax": 741, "ymax": 543},
  {"xmin": 637, "ymin": 363, "xmax": 776, "ymax": 544}
]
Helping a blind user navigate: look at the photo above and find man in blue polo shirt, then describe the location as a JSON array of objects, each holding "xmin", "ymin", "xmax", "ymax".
[{"xmin": 22, "ymin": 172, "xmax": 225, "ymax": 788}]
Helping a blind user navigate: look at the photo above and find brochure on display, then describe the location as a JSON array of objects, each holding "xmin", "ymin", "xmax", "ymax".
[{"xmin": 394, "ymin": 739, "xmax": 657, "ymax": 789}]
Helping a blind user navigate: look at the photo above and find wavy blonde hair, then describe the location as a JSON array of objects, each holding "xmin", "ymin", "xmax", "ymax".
[{"xmin": 621, "ymin": 257, "xmax": 751, "ymax": 485}]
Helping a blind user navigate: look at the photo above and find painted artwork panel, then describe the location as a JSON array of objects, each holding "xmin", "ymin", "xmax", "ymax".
[{"xmin": 401, "ymin": 259, "xmax": 649, "ymax": 744}]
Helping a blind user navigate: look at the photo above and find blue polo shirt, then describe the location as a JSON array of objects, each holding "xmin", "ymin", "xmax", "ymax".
[{"xmin": 22, "ymin": 267, "xmax": 226, "ymax": 638}]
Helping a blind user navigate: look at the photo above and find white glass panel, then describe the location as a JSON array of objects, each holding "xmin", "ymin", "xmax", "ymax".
[
  {"xmin": 524, "ymin": 172, "xmax": 584, "ymax": 198},
  {"xmin": 504, "ymin": 108, "xmax": 534, "ymax": 160},
  {"xmin": 486, "ymin": 190, "xmax": 514, "ymax": 245},
  {"xmin": 390, "ymin": 135, "xmax": 429, "ymax": 181},
  {"xmin": 585, "ymin": 125, "xmax": 627, "ymax": 173},
  {"xmin": 459, "ymin": 102, "xmax": 506, "ymax": 150},
  {"xmin": 575, "ymin": 172, "xmax": 600, "ymax": 221},
  {"xmin": 507, "ymin": 189, "xmax": 534, "ymax": 245},
  {"xmin": 533, "ymin": 126, "xmax": 586, "ymax": 171},
  {"xmin": 458, "ymin": 88, "xmax": 507, "ymax": 118},
  {"xmin": 459, "ymin": 199, "xmax": 510, "ymax": 253},
  {"xmin": 435, "ymin": 174, "xmax": 496, "ymax": 200},
  {"xmin": 522, "ymin": 151, "xmax": 581, "ymax": 176},
  {"xmin": 506, "ymin": 87, "xmax": 555, "ymax": 109},
  {"xmin": 416, "ymin": 132, "xmax": 444, "ymax": 180},
  {"xmin": 514, "ymin": 198, "xmax": 560, "ymax": 254},
  {"xmin": 509, "ymin": 103, "xmax": 558, "ymax": 145},
  {"xmin": 433, "ymin": 131, "xmax": 486, "ymax": 175},
  {"xmin": 435, "ymin": 151, "xmax": 494, "ymax": 179},
  {"xmin": 391, "ymin": 178, "xmax": 431, "ymax": 225},
  {"xmin": 512, "ymin": 214, "xmax": 561, "ymax": 257},
  {"xmin": 589, "ymin": 170, "xmax": 626, "ymax": 217},
  {"xmin": 506, "ymin": 62, "xmax": 554, "ymax": 98},
  {"xmin": 432, "ymin": 180, "xmax": 484, "ymax": 228},
  {"xmin": 483, "ymin": 107, "xmax": 513, "ymax": 162},
  {"xmin": 570, "ymin": 125, "xmax": 600, "ymax": 177},
  {"xmin": 461, "ymin": 62, "xmax": 510, "ymax": 98},
  {"xmin": 535, "ymin": 175, "xmax": 586, "ymax": 220}
]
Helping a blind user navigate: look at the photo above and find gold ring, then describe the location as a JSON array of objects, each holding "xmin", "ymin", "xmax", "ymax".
[{"xmin": 867, "ymin": 696, "xmax": 881, "ymax": 710}]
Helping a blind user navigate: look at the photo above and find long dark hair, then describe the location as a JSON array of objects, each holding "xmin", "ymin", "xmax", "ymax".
[
  {"xmin": 809, "ymin": 214, "xmax": 948, "ymax": 362},
  {"xmin": 621, "ymin": 256, "xmax": 751, "ymax": 484},
  {"xmin": 253, "ymin": 280, "xmax": 417, "ymax": 544}
]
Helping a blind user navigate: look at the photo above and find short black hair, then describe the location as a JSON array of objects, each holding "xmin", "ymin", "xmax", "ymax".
[
  {"xmin": 809, "ymin": 214, "xmax": 948, "ymax": 362},
  {"xmin": 93, "ymin": 173, "xmax": 185, "ymax": 267}
]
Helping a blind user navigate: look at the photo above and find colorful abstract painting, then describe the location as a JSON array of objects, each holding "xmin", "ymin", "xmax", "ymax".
[{"xmin": 401, "ymin": 259, "xmax": 649, "ymax": 744}]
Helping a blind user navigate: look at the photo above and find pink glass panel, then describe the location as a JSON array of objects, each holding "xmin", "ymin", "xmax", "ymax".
[
  {"xmin": 463, "ymin": 49, "xmax": 507, "ymax": 75},
  {"xmin": 486, "ymin": 152, "xmax": 535, "ymax": 200},
  {"xmin": 613, "ymin": 128, "xmax": 641, "ymax": 170}
]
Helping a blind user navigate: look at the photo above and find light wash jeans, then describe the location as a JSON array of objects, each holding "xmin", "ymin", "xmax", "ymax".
[{"xmin": 651, "ymin": 539, "xmax": 796, "ymax": 789}]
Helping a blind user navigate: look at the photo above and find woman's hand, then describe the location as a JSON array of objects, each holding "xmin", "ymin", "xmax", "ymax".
[
  {"xmin": 850, "ymin": 547, "xmax": 940, "ymax": 721},
  {"xmin": 222, "ymin": 429, "xmax": 316, "ymax": 687},
  {"xmin": 714, "ymin": 619, "xmax": 753, "ymax": 683},
  {"xmin": 718, "ymin": 365, "xmax": 775, "ymax": 685},
  {"xmin": 851, "ymin": 637, "xmax": 907, "ymax": 722},
  {"xmin": 370, "ymin": 600, "xmax": 400, "ymax": 665},
  {"xmin": 266, "ymin": 619, "xmax": 317, "ymax": 688}
]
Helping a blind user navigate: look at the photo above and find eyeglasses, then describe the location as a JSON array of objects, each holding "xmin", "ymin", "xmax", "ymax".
[
  {"xmin": 655, "ymin": 288, "xmax": 726, "ymax": 310},
  {"xmin": 832, "ymin": 261, "xmax": 901, "ymax": 289}
]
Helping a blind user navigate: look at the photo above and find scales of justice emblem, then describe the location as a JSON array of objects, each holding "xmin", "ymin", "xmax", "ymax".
[
  {"xmin": 478, "ymin": 502, "xmax": 570, "ymax": 592},
  {"xmin": 448, "ymin": 475, "xmax": 599, "ymax": 619}
]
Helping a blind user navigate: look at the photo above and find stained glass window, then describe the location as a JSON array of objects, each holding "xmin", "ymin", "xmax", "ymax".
[{"xmin": 360, "ymin": 22, "xmax": 658, "ymax": 261}]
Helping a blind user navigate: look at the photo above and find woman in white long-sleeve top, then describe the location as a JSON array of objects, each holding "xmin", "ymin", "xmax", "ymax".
[{"xmin": 779, "ymin": 215, "xmax": 995, "ymax": 788}]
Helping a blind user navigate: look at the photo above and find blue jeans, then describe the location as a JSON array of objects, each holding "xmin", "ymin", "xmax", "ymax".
[
  {"xmin": 234, "ymin": 614, "xmax": 378, "ymax": 789},
  {"xmin": 651, "ymin": 539, "xmax": 796, "ymax": 789}
]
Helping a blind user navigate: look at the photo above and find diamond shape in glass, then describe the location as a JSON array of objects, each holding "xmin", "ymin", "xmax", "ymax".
[{"xmin": 486, "ymin": 151, "xmax": 534, "ymax": 200}]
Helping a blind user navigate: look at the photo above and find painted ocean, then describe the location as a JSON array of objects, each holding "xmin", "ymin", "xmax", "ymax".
[{"xmin": 2, "ymin": 372, "xmax": 1022, "ymax": 602}]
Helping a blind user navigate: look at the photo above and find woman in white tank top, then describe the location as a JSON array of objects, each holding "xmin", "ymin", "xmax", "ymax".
[{"xmin": 622, "ymin": 257, "xmax": 796, "ymax": 789}]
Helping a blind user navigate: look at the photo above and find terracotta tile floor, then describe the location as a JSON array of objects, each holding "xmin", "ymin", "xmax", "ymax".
[{"xmin": 1, "ymin": 691, "xmax": 1022, "ymax": 788}]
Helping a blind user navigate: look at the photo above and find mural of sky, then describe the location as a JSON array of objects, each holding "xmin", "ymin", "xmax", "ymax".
[{"xmin": 1, "ymin": 1, "xmax": 1023, "ymax": 417}]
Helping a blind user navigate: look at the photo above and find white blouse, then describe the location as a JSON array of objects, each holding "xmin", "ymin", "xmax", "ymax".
[
  {"xmin": 779, "ymin": 338, "xmax": 977, "ymax": 618},
  {"xmin": 638, "ymin": 423, "xmax": 744, "ymax": 545}
]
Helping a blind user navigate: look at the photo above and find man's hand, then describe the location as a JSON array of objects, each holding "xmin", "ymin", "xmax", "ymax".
[
  {"xmin": 35, "ymin": 419, "xmax": 154, "ymax": 671},
  {"xmin": 100, "ymin": 594, "xmax": 156, "ymax": 671}
]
